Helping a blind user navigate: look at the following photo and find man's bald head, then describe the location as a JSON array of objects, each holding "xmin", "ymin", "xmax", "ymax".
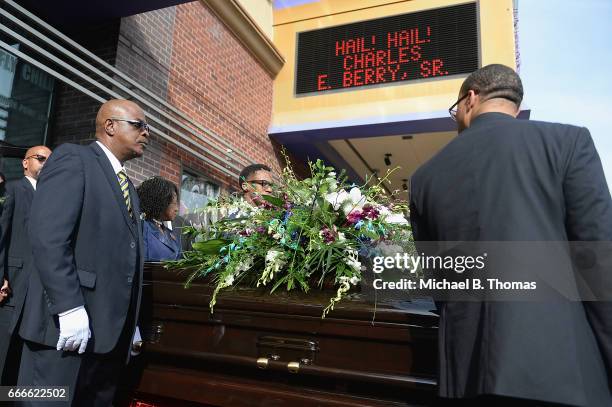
[
  {"xmin": 23, "ymin": 145, "xmax": 52, "ymax": 179},
  {"xmin": 95, "ymin": 99, "xmax": 145, "ymax": 136},
  {"xmin": 95, "ymin": 99, "xmax": 149, "ymax": 162}
]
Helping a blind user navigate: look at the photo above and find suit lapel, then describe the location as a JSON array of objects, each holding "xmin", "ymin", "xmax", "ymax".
[
  {"xmin": 128, "ymin": 177, "xmax": 143, "ymax": 238},
  {"xmin": 90, "ymin": 143, "xmax": 137, "ymax": 238},
  {"xmin": 150, "ymin": 223, "xmax": 178, "ymax": 252},
  {"xmin": 18, "ymin": 177, "xmax": 34, "ymax": 224},
  {"xmin": 20, "ymin": 177, "xmax": 34, "ymax": 199}
]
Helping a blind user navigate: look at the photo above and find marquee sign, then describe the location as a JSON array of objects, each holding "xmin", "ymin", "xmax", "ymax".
[{"xmin": 295, "ymin": 2, "xmax": 479, "ymax": 94}]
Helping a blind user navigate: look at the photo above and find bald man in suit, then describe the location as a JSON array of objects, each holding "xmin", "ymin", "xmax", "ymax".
[
  {"xmin": 0, "ymin": 145, "xmax": 51, "ymax": 385},
  {"xmin": 18, "ymin": 99, "xmax": 149, "ymax": 406}
]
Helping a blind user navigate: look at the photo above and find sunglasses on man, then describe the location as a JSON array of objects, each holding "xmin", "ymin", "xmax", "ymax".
[
  {"xmin": 110, "ymin": 117, "xmax": 150, "ymax": 133},
  {"xmin": 26, "ymin": 154, "xmax": 47, "ymax": 163}
]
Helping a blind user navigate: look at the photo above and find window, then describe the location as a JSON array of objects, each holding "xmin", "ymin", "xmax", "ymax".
[
  {"xmin": 0, "ymin": 43, "xmax": 54, "ymax": 180},
  {"xmin": 179, "ymin": 169, "xmax": 220, "ymax": 227}
]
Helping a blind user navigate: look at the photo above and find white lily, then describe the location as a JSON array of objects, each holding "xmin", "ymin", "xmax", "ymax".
[{"xmin": 325, "ymin": 189, "xmax": 349, "ymax": 211}]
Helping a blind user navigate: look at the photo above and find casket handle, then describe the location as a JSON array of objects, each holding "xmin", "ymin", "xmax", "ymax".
[
  {"xmin": 287, "ymin": 361, "xmax": 300, "ymax": 373},
  {"xmin": 256, "ymin": 357, "xmax": 269, "ymax": 369}
]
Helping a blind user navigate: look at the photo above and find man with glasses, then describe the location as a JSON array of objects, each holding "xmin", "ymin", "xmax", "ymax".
[
  {"xmin": 410, "ymin": 64, "xmax": 612, "ymax": 405},
  {"xmin": 239, "ymin": 163, "xmax": 274, "ymax": 205},
  {"xmin": 18, "ymin": 99, "xmax": 149, "ymax": 405},
  {"xmin": 0, "ymin": 145, "xmax": 51, "ymax": 385}
]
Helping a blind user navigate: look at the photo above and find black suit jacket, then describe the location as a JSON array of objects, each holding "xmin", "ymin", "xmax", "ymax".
[
  {"xmin": 0, "ymin": 178, "xmax": 35, "ymax": 328},
  {"xmin": 410, "ymin": 113, "xmax": 612, "ymax": 406},
  {"xmin": 21, "ymin": 142, "xmax": 144, "ymax": 354}
]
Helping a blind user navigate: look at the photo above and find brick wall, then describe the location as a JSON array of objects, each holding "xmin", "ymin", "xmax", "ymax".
[
  {"xmin": 115, "ymin": 6, "xmax": 177, "ymax": 185},
  {"xmin": 166, "ymin": 2, "xmax": 282, "ymax": 179},
  {"xmin": 48, "ymin": 2, "xmax": 289, "ymax": 190},
  {"xmin": 117, "ymin": 1, "xmax": 285, "ymax": 189},
  {"xmin": 49, "ymin": 21, "xmax": 120, "ymax": 147}
]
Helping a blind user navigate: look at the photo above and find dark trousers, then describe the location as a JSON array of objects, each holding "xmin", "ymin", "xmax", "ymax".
[
  {"xmin": 17, "ymin": 338, "xmax": 129, "ymax": 407},
  {"xmin": 0, "ymin": 304, "xmax": 22, "ymax": 385},
  {"xmin": 17, "ymin": 271, "xmax": 140, "ymax": 406}
]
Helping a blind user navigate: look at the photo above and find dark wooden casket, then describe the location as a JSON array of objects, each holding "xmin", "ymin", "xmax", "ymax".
[{"xmin": 121, "ymin": 263, "xmax": 439, "ymax": 407}]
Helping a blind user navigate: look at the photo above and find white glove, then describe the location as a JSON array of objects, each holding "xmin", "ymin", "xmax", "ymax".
[
  {"xmin": 131, "ymin": 326, "xmax": 142, "ymax": 356},
  {"xmin": 57, "ymin": 306, "xmax": 91, "ymax": 354}
]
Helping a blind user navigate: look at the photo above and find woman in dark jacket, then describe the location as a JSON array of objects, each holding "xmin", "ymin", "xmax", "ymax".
[{"xmin": 137, "ymin": 176, "xmax": 181, "ymax": 261}]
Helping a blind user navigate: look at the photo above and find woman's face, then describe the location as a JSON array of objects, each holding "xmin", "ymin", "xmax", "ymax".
[{"xmin": 161, "ymin": 192, "xmax": 179, "ymax": 222}]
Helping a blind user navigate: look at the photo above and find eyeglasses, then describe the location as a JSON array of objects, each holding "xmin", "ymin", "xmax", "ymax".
[
  {"xmin": 110, "ymin": 118, "xmax": 150, "ymax": 133},
  {"xmin": 26, "ymin": 154, "xmax": 47, "ymax": 163},
  {"xmin": 448, "ymin": 90, "xmax": 479, "ymax": 122},
  {"xmin": 247, "ymin": 179, "xmax": 275, "ymax": 188}
]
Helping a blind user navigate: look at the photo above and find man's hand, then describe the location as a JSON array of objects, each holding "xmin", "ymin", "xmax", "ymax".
[
  {"xmin": 0, "ymin": 279, "xmax": 10, "ymax": 304},
  {"xmin": 57, "ymin": 307, "xmax": 91, "ymax": 354}
]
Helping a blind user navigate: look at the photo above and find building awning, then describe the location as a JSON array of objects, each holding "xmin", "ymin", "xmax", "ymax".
[{"xmin": 15, "ymin": 0, "xmax": 193, "ymax": 25}]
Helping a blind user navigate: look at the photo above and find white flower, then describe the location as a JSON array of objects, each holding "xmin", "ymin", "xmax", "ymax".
[
  {"xmin": 236, "ymin": 257, "xmax": 253, "ymax": 272},
  {"xmin": 326, "ymin": 187, "xmax": 367, "ymax": 214},
  {"xmin": 224, "ymin": 273, "xmax": 235, "ymax": 285},
  {"xmin": 258, "ymin": 250, "xmax": 287, "ymax": 287},
  {"xmin": 325, "ymin": 172, "xmax": 338, "ymax": 192},
  {"xmin": 340, "ymin": 188, "xmax": 368, "ymax": 215},
  {"xmin": 379, "ymin": 206, "xmax": 409, "ymax": 225},
  {"xmin": 272, "ymin": 233, "xmax": 281, "ymax": 240},
  {"xmin": 325, "ymin": 190, "xmax": 349, "ymax": 210},
  {"xmin": 337, "ymin": 232, "xmax": 346, "ymax": 242},
  {"xmin": 266, "ymin": 250, "xmax": 278, "ymax": 262},
  {"xmin": 344, "ymin": 249, "xmax": 362, "ymax": 272},
  {"xmin": 338, "ymin": 274, "xmax": 359, "ymax": 286},
  {"xmin": 346, "ymin": 259, "xmax": 361, "ymax": 272},
  {"xmin": 385, "ymin": 213, "xmax": 408, "ymax": 225},
  {"xmin": 348, "ymin": 187, "xmax": 365, "ymax": 204}
]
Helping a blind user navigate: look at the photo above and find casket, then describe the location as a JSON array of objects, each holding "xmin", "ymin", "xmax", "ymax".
[{"xmin": 120, "ymin": 263, "xmax": 439, "ymax": 406}]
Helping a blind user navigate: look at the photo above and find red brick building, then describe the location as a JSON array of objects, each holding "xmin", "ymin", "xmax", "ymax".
[{"xmin": 0, "ymin": 0, "xmax": 286, "ymax": 217}]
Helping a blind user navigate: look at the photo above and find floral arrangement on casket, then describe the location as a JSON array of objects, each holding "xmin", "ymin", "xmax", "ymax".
[{"xmin": 168, "ymin": 158, "xmax": 413, "ymax": 318}]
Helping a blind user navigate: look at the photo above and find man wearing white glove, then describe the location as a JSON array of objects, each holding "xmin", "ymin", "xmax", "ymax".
[
  {"xmin": 17, "ymin": 100, "xmax": 148, "ymax": 406},
  {"xmin": 56, "ymin": 306, "xmax": 90, "ymax": 354}
]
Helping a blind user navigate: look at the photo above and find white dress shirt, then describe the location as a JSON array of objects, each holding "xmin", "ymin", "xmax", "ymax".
[{"xmin": 25, "ymin": 175, "xmax": 37, "ymax": 190}]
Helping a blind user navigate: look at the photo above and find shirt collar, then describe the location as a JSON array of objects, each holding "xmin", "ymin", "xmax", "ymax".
[
  {"xmin": 96, "ymin": 140, "xmax": 125, "ymax": 175},
  {"xmin": 25, "ymin": 175, "xmax": 37, "ymax": 190}
]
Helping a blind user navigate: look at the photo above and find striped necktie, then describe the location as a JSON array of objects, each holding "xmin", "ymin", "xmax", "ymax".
[{"xmin": 117, "ymin": 170, "xmax": 133, "ymax": 218}]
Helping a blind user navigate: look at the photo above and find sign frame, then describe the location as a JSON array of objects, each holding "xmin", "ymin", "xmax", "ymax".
[{"xmin": 293, "ymin": 1, "xmax": 482, "ymax": 97}]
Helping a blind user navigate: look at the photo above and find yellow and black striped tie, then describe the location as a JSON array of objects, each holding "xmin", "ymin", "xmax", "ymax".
[{"xmin": 117, "ymin": 170, "xmax": 132, "ymax": 218}]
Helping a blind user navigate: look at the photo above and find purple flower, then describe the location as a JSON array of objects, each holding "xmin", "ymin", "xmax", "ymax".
[
  {"xmin": 320, "ymin": 226, "xmax": 337, "ymax": 244},
  {"xmin": 346, "ymin": 209, "xmax": 364, "ymax": 225},
  {"xmin": 362, "ymin": 205, "xmax": 380, "ymax": 220},
  {"xmin": 252, "ymin": 194, "xmax": 274, "ymax": 209}
]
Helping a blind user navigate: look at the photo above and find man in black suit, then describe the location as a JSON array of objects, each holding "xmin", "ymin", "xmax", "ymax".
[
  {"xmin": 410, "ymin": 64, "xmax": 612, "ymax": 406},
  {"xmin": 17, "ymin": 99, "xmax": 149, "ymax": 405},
  {"xmin": 0, "ymin": 145, "xmax": 52, "ymax": 384}
]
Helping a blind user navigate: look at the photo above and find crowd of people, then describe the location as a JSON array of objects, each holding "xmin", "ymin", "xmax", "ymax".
[{"xmin": 0, "ymin": 63, "xmax": 607, "ymax": 406}]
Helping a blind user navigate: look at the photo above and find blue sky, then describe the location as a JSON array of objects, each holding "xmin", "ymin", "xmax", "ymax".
[
  {"xmin": 518, "ymin": 0, "xmax": 612, "ymax": 186},
  {"xmin": 274, "ymin": 0, "xmax": 612, "ymax": 185}
]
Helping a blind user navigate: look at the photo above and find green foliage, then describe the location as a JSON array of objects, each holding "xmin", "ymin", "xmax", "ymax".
[{"xmin": 167, "ymin": 153, "xmax": 414, "ymax": 317}]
